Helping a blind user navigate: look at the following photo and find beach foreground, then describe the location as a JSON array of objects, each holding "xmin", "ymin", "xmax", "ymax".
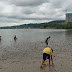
[{"xmin": 0, "ymin": 39, "xmax": 72, "ymax": 72}]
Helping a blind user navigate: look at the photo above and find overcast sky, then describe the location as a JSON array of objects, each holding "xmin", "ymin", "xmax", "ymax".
[{"xmin": 0, "ymin": 0, "xmax": 72, "ymax": 27}]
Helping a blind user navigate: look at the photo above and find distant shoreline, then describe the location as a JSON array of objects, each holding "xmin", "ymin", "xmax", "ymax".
[{"xmin": 0, "ymin": 22, "xmax": 72, "ymax": 29}]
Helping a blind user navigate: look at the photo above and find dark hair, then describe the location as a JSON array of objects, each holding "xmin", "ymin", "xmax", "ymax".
[{"xmin": 49, "ymin": 36, "xmax": 50, "ymax": 38}]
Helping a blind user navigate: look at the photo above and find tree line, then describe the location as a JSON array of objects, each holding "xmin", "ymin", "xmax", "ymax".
[{"xmin": 43, "ymin": 22, "xmax": 72, "ymax": 29}]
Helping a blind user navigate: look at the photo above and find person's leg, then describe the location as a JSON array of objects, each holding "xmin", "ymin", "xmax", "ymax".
[
  {"xmin": 46, "ymin": 41, "xmax": 48, "ymax": 46},
  {"xmin": 40, "ymin": 60, "xmax": 46, "ymax": 68},
  {"xmin": 51, "ymin": 55, "xmax": 53, "ymax": 64},
  {"xmin": 49, "ymin": 58, "xmax": 50, "ymax": 65},
  {"xmin": 47, "ymin": 54, "xmax": 50, "ymax": 65},
  {"xmin": 43, "ymin": 60, "xmax": 46, "ymax": 65},
  {"xmin": 40, "ymin": 53, "xmax": 46, "ymax": 68}
]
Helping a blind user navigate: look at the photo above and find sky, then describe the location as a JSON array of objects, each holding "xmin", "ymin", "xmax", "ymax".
[{"xmin": 0, "ymin": 0, "xmax": 72, "ymax": 27}]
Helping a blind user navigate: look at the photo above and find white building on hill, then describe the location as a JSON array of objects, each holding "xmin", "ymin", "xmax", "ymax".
[{"xmin": 66, "ymin": 13, "xmax": 72, "ymax": 22}]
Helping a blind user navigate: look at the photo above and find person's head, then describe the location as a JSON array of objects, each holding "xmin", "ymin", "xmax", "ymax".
[{"xmin": 48, "ymin": 36, "xmax": 50, "ymax": 38}]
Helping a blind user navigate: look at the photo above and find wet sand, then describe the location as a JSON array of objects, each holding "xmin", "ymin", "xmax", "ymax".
[{"xmin": 0, "ymin": 39, "xmax": 72, "ymax": 72}]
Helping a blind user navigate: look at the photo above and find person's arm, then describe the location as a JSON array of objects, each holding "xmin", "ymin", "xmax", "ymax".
[
  {"xmin": 51, "ymin": 55, "xmax": 53, "ymax": 64},
  {"xmin": 45, "ymin": 39, "xmax": 46, "ymax": 42}
]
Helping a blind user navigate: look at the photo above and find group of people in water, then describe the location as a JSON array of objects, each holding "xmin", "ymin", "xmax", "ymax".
[
  {"xmin": 0, "ymin": 35, "xmax": 17, "ymax": 40},
  {"xmin": 40, "ymin": 36, "xmax": 53, "ymax": 68}
]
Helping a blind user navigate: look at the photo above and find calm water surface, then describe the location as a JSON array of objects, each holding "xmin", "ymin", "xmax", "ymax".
[{"xmin": 0, "ymin": 29, "xmax": 72, "ymax": 47}]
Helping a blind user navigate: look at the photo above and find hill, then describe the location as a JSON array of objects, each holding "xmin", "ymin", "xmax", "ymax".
[
  {"xmin": 48, "ymin": 20, "xmax": 65, "ymax": 24},
  {"xmin": 0, "ymin": 20, "xmax": 65, "ymax": 29}
]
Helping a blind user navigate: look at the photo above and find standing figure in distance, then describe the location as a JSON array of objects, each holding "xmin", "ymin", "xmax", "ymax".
[
  {"xmin": 45, "ymin": 36, "xmax": 50, "ymax": 46},
  {"xmin": 14, "ymin": 35, "xmax": 17, "ymax": 40},
  {"xmin": 0, "ymin": 36, "xmax": 1, "ymax": 40}
]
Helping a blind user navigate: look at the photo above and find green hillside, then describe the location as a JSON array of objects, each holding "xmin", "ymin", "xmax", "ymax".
[{"xmin": 0, "ymin": 20, "xmax": 72, "ymax": 29}]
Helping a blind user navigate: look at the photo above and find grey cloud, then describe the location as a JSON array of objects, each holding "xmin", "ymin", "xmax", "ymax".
[
  {"xmin": 0, "ymin": 0, "xmax": 72, "ymax": 27},
  {"xmin": 2, "ymin": 0, "xmax": 49, "ymax": 7},
  {"xmin": 0, "ymin": 17, "xmax": 19, "ymax": 23},
  {"xmin": 21, "ymin": 7, "xmax": 35, "ymax": 14},
  {"xmin": 6, "ymin": 14, "xmax": 60, "ymax": 20},
  {"xmin": 66, "ymin": 3, "xmax": 72, "ymax": 12},
  {"xmin": 50, "ymin": 0, "xmax": 65, "ymax": 8}
]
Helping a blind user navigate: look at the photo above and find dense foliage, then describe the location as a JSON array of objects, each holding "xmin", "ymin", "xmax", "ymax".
[{"xmin": 43, "ymin": 22, "xmax": 72, "ymax": 29}]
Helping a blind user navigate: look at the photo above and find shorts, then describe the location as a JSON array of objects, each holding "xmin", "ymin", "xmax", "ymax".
[
  {"xmin": 43, "ymin": 53, "xmax": 50, "ymax": 60},
  {"xmin": 46, "ymin": 41, "xmax": 48, "ymax": 45}
]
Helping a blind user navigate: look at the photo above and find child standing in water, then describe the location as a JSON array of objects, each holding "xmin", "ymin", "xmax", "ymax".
[
  {"xmin": 45, "ymin": 36, "xmax": 50, "ymax": 46},
  {"xmin": 0, "ymin": 36, "xmax": 1, "ymax": 40},
  {"xmin": 14, "ymin": 35, "xmax": 17, "ymax": 40}
]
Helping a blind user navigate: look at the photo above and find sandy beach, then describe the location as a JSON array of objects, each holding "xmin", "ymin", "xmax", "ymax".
[{"xmin": 0, "ymin": 38, "xmax": 72, "ymax": 72}]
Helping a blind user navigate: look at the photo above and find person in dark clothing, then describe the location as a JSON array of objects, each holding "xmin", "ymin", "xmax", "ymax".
[
  {"xmin": 45, "ymin": 36, "xmax": 50, "ymax": 46},
  {"xmin": 14, "ymin": 35, "xmax": 17, "ymax": 40}
]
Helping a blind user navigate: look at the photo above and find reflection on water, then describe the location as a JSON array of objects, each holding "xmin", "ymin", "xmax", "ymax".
[
  {"xmin": 65, "ymin": 29, "xmax": 72, "ymax": 35},
  {"xmin": 14, "ymin": 39, "xmax": 17, "ymax": 43},
  {"xmin": 65, "ymin": 29, "xmax": 72, "ymax": 42}
]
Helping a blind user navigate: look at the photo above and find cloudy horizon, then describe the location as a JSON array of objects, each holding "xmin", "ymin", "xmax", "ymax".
[{"xmin": 0, "ymin": 0, "xmax": 72, "ymax": 27}]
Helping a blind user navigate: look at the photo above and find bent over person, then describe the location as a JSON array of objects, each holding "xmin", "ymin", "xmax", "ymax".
[
  {"xmin": 45, "ymin": 36, "xmax": 50, "ymax": 46},
  {"xmin": 40, "ymin": 46, "xmax": 53, "ymax": 68}
]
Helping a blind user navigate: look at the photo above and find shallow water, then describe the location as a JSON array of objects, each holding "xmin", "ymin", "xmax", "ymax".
[
  {"xmin": 0, "ymin": 29, "xmax": 72, "ymax": 72},
  {"xmin": 0, "ymin": 29, "xmax": 72, "ymax": 50},
  {"xmin": 0, "ymin": 29, "xmax": 72, "ymax": 57},
  {"xmin": 0, "ymin": 29, "xmax": 72, "ymax": 44},
  {"xmin": 0, "ymin": 29, "xmax": 71, "ymax": 47}
]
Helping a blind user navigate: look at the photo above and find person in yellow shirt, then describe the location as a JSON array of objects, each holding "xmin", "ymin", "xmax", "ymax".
[{"xmin": 40, "ymin": 46, "xmax": 53, "ymax": 68}]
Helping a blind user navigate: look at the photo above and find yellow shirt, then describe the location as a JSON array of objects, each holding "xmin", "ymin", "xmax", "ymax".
[{"xmin": 43, "ymin": 47, "xmax": 52, "ymax": 55}]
